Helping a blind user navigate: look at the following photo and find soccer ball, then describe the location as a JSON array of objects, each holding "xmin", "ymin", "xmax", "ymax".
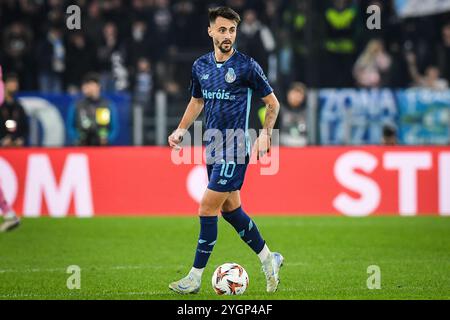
[{"xmin": 212, "ymin": 262, "xmax": 249, "ymax": 295}]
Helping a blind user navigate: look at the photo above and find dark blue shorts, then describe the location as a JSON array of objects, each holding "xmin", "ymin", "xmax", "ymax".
[{"xmin": 207, "ymin": 157, "xmax": 249, "ymax": 193}]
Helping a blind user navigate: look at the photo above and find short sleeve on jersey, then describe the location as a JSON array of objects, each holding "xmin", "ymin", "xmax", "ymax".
[
  {"xmin": 247, "ymin": 59, "xmax": 273, "ymax": 98},
  {"xmin": 189, "ymin": 62, "xmax": 202, "ymax": 98}
]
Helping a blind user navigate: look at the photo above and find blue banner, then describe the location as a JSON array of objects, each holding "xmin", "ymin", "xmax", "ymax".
[
  {"xmin": 319, "ymin": 88, "xmax": 450, "ymax": 146},
  {"xmin": 319, "ymin": 89, "xmax": 398, "ymax": 145},
  {"xmin": 394, "ymin": 0, "xmax": 450, "ymax": 18},
  {"xmin": 397, "ymin": 89, "xmax": 450, "ymax": 145}
]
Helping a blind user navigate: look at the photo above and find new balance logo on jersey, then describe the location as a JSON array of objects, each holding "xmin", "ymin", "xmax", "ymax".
[
  {"xmin": 201, "ymin": 74, "xmax": 209, "ymax": 80},
  {"xmin": 217, "ymin": 179, "xmax": 228, "ymax": 185},
  {"xmin": 202, "ymin": 89, "xmax": 235, "ymax": 101}
]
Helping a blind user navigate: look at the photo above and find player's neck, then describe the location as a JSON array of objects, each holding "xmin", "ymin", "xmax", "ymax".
[{"xmin": 214, "ymin": 47, "xmax": 235, "ymax": 63}]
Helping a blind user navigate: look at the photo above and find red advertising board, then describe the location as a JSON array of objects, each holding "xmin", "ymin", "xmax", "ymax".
[{"xmin": 0, "ymin": 146, "xmax": 449, "ymax": 216}]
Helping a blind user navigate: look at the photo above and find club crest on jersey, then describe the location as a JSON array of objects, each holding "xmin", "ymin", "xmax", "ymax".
[{"xmin": 225, "ymin": 68, "xmax": 236, "ymax": 83}]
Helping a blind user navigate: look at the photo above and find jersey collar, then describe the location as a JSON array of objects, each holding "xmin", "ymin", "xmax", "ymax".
[{"xmin": 212, "ymin": 48, "xmax": 237, "ymax": 68}]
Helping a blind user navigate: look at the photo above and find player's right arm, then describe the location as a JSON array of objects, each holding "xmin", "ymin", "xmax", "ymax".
[
  {"xmin": 168, "ymin": 61, "xmax": 204, "ymax": 149},
  {"xmin": 168, "ymin": 96, "xmax": 204, "ymax": 149}
]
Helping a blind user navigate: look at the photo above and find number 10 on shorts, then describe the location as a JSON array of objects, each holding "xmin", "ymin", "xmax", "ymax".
[{"xmin": 220, "ymin": 160, "xmax": 236, "ymax": 178}]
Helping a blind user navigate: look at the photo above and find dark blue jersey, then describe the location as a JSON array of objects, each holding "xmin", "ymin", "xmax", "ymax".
[{"xmin": 190, "ymin": 49, "xmax": 273, "ymax": 163}]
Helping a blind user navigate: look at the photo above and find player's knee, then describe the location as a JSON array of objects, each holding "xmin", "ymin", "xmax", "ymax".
[
  {"xmin": 221, "ymin": 201, "xmax": 238, "ymax": 213},
  {"xmin": 221, "ymin": 196, "xmax": 241, "ymax": 213},
  {"xmin": 198, "ymin": 203, "xmax": 217, "ymax": 216}
]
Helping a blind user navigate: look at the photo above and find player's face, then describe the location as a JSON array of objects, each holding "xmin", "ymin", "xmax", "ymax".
[{"xmin": 208, "ymin": 17, "xmax": 237, "ymax": 54}]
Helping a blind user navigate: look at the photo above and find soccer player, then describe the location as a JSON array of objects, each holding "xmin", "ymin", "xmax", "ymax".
[
  {"xmin": 0, "ymin": 65, "xmax": 20, "ymax": 232},
  {"xmin": 0, "ymin": 187, "xmax": 19, "ymax": 232},
  {"xmin": 168, "ymin": 7, "xmax": 283, "ymax": 294}
]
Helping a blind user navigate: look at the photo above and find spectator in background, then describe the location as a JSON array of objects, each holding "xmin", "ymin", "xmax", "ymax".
[
  {"xmin": 97, "ymin": 22, "xmax": 128, "ymax": 92},
  {"xmin": 172, "ymin": 0, "xmax": 202, "ymax": 49},
  {"xmin": 0, "ymin": 1, "xmax": 23, "ymax": 29},
  {"xmin": 280, "ymin": 82, "xmax": 308, "ymax": 147},
  {"xmin": 384, "ymin": 35, "xmax": 411, "ymax": 88},
  {"xmin": 132, "ymin": 57, "xmax": 153, "ymax": 110},
  {"xmin": 2, "ymin": 22, "xmax": 34, "ymax": 90},
  {"xmin": 437, "ymin": 22, "xmax": 450, "ymax": 83},
  {"xmin": 322, "ymin": 0, "xmax": 360, "ymax": 87},
  {"xmin": 168, "ymin": 1, "xmax": 205, "ymax": 91},
  {"xmin": 406, "ymin": 52, "xmax": 449, "ymax": 90},
  {"xmin": 101, "ymin": 0, "xmax": 125, "ymax": 29},
  {"xmin": 66, "ymin": 32, "xmax": 97, "ymax": 94},
  {"xmin": 67, "ymin": 73, "xmax": 118, "ymax": 146},
  {"xmin": 150, "ymin": 0, "xmax": 177, "ymax": 94},
  {"xmin": 36, "ymin": 25, "xmax": 66, "ymax": 93},
  {"xmin": 83, "ymin": 0, "xmax": 105, "ymax": 45},
  {"xmin": 130, "ymin": 0, "xmax": 153, "ymax": 22},
  {"xmin": 151, "ymin": 0, "xmax": 174, "ymax": 58},
  {"xmin": 381, "ymin": 124, "xmax": 397, "ymax": 146},
  {"xmin": 237, "ymin": 9, "xmax": 276, "ymax": 73},
  {"xmin": 281, "ymin": 0, "xmax": 310, "ymax": 85},
  {"xmin": 262, "ymin": 0, "xmax": 282, "ymax": 32},
  {"xmin": 3, "ymin": 0, "xmax": 450, "ymax": 101},
  {"xmin": 127, "ymin": 20, "xmax": 151, "ymax": 73},
  {"xmin": 353, "ymin": 39, "xmax": 392, "ymax": 88},
  {"xmin": 0, "ymin": 73, "xmax": 29, "ymax": 147},
  {"xmin": 3, "ymin": 0, "xmax": 43, "ymax": 39}
]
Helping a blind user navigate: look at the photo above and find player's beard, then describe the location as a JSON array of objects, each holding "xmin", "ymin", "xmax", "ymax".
[{"xmin": 217, "ymin": 40, "xmax": 233, "ymax": 53}]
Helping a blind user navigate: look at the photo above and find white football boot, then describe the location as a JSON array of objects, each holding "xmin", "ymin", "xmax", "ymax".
[
  {"xmin": 0, "ymin": 213, "xmax": 20, "ymax": 233},
  {"xmin": 262, "ymin": 252, "xmax": 284, "ymax": 293},
  {"xmin": 169, "ymin": 273, "xmax": 201, "ymax": 294}
]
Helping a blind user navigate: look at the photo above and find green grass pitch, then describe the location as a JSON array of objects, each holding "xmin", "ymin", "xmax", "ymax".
[{"xmin": 0, "ymin": 216, "xmax": 449, "ymax": 300}]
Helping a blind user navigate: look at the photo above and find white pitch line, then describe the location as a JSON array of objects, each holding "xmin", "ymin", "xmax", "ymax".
[
  {"xmin": 0, "ymin": 291, "xmax": 169, "ymax": 299},
  {"xmin": 0, "ymin": 265, "xmax": 185, "ymax": 274},
  {"xmin": 283, "ymin": 262, "xmax": 308, "ymax": 266}
]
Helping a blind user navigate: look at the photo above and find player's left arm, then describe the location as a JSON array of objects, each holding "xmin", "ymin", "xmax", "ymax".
[{"xmin": 253, "ymin": 93, "xmax": 280, "ymax": 159}]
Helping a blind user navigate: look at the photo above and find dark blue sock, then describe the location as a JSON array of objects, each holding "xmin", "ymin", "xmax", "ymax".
[
  {"xmin": 193, "ymin": 216, "xmax": 218, "ymax": 269},
  {"xmin": 221, "ymin": 207, "xmax": 265, "ymax": 254}
]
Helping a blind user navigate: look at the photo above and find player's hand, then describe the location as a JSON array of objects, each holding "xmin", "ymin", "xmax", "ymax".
[
  {"xmin": 252, "ymin": 131, "xmax": 271, "ymax": 160},
  {"xmin": 168, "ymin": 128, "xmax": 186, "ymax": 150}
]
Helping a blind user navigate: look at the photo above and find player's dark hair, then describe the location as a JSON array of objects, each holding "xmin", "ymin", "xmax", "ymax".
[
  {"xmin": 82, "ymin": 72, "xmax": 100, "ymax": 85},
  {"xmin": 208, "ymin": 7, "xmax": 241, "ymax": 25}
]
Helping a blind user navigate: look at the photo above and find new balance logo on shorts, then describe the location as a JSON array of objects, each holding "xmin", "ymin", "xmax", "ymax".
[{"xmin": 217, "ymin": 179, "xmax": 228, "ymax": 185}]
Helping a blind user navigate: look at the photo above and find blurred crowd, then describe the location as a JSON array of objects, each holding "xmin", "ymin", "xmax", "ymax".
[
  {"xmin": 1, "ymin": 0, "xmax": 450, "ymax": 147},
  {"xmin": 1, "ymin": 0, "xmax": 450, "ymax": 94}
]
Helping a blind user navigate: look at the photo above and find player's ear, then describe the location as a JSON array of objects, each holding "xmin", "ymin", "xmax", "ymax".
[{"xmin": 208, "ymin": 26, "xmax": 212, "ymax": 38}]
